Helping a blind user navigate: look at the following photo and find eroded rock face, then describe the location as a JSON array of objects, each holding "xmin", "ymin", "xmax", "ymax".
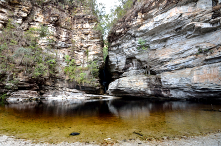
[
  {"xmin": 6, "ymin": 90, "xmax": 39, "ymax": 103},
  {"xmin": 0, "ymin": 0, "xmax": 104, "ymax": 98},
  {"xmin": 107, "ymin": 0, "xmax": 221, "ymax": 99}
]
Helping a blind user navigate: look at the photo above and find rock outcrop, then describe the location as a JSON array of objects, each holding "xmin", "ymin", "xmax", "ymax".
[
  {"xmin": 0, "ymin": 0, "xmax": 104, "ymax": 98},
  {"xmin": 107, "ymin": 0, "xmax": 221, "ymax": 99}
]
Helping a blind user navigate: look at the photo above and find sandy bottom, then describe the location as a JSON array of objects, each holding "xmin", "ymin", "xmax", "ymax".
[
  {"xmin": 0, "ymin": 132, "xmax": 221, "ymax": 146},
  {"xmin": 1, "ymin": 100, "xmax": 221, "ymax": 144}
]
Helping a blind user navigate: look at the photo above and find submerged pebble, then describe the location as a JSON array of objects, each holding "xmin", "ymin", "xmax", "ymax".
[{"xmin": 70, "ymin": 132, "xmax": 80, "ymax": 136}]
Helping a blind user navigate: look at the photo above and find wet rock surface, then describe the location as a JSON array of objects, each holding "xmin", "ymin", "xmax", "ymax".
[{"xmin": 107, "ymin": 0, "xmax": 221, "ymax": 99}]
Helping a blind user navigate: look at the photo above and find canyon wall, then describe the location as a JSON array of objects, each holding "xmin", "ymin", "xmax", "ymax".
[
  {"xmin": 0, "ymin": 0, "xmax": 104, "ymax": 99},
  {"xmin": 107, "ymin": 0, "xmax": 221, "ymax": 99}
]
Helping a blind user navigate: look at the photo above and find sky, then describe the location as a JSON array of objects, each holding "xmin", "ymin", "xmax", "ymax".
[{"xmin": 96, "ymin": 0, "xmax": 121, "ymax": 14}]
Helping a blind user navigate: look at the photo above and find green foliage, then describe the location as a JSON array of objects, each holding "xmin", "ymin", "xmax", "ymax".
[
  {"xmin": 103, "ymin": 40, "xmax": 109, "ymax": 60},
  {"xmin": 10, "ymin": 40, "xmax": 17, "ymax": 45},
  {"xmin": 64, "ymin": 57, "xmax": 99, "ymax": 87},
  {"xmin": 64, "ymin": 57, "xmax": 77, "ymax": 80},
  {"xmin": 104, "ymin": 0, "xmax": 133, "ymax": 34},
  {"xmin": 198, "ymin": 48, "xmax": 203, "ymax": 53},
  {"xmin": 0, "ymin": 94, "xmax": 7, "ymax": 105},
  {"xmin": 115, "ymin": 0, "xmax": 133, "ymax": 20},
  {"xmin": 103, "ymin": 46, "xmax": 108, "ymax": 61},
  {"xmin": 13, "ymin": 47, "xmax": 32, "ymax": 57},
  {"xmin": 0, "ymin": 94, "xmax": 7, "ymax": 100},
  {"xmin": 137, "ymin": 38, "xmax": 149, "ymax": 50},
  {"xmin": 34, "ymin": 63, "xmax": 47, "ymax": 77},
  {"xmin": 88, "ymin": 60, "xmax": 99, "ymax": 78},
  {"xmin": 8, "ymin": 79, "xmax": 19, "ymax": 85},
  {"xmin": 88, "ymin": 0, "xmax": 135, "ymax": 39},
  {"xmin": 64, "ymin": 54, "xmax": 99, "ymax": 87},
  {"xmin": 65, "ymin": 55, "xmax": 71, "ymax": 64},
  {"xmin": 6, "ymin": 19, "xmax": 15, "ymax": 30},
  {"xmin": 196, "ymin": 46, "xmax": 213, "ymax": 56},
  {"xmin": 85, "ymin": 49, "xmax": 89, "ymax": 59},
  {"xmin": 88, "ymin": 0, "xmax": 107, "ymax": 38},
  {"xmin": 39, "ymin": 25, "xmax": 50, "ymax": 38},
  {"xmin": 0, "ymin": 17, "xmax": 57, "ymax": 80},
  {"xmin": 75, "ymin": 72, "xmax": 87, "ymax": 85}
]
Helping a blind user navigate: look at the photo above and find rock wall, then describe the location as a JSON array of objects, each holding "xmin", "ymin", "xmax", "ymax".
[
  {"xmin": 107, "ymin": 0, "xmax": 221, "ymax": 99},
  {"xmin": 0, "ymin": 0, "xmax": 104, "ymax": 98}
]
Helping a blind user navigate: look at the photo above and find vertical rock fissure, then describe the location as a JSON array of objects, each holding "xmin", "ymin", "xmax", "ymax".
[
  {"xmin": 212, "ymin": 0, "xmax": 218, "ymax": 6},
  {"xmin": 99, "ymin": 55, "xmax": 112, "ymax": 94}
]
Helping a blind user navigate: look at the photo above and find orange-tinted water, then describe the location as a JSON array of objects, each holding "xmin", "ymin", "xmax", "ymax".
[{"xmin": 0, "ymin": 99, "xmax": 221, "ymax": 143}]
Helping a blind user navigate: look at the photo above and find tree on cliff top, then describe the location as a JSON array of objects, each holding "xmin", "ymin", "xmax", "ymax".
[{"xmin": 106, "ymin": 0, "xmax": 133, "ymax": 31}]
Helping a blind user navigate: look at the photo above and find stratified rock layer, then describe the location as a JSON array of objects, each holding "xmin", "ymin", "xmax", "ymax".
[
  {"xmin": 107, "ymin": 0, "xmax": 221, "ymax": 99},
  {"xmin": 0, "ymin": 0, "xmax": 104, "ymax": 97}
]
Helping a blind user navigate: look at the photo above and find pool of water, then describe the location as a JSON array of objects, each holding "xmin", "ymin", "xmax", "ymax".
[{"xmin": 0, "ymin": 98, "xmax": 221, "ymax": 143}]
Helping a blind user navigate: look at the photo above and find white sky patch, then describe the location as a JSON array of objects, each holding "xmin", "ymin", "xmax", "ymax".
[{"xmin": 96, "ymin": 0, "xmax": 121, "ymax": 14}]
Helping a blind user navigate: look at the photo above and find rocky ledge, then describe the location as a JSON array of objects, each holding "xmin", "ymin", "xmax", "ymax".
[{"xmin": 107, "ymin": 0, "xmax": 221, "ymax": 99}]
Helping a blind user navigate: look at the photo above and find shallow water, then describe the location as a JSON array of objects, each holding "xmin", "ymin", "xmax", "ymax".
[{"xmin": 0, "ymin": 98, "xmax": 221, "ymax": 143}]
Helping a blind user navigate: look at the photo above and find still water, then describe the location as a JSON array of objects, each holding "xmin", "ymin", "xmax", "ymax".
[{"xmin": 0, "ymin": 98, "xmax": 221, "ymax": 143}]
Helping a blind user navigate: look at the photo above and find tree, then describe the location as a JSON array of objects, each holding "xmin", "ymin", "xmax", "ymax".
[{"xmin": 0, "ymin": 18, "xmax": 57, "ymax": 78}]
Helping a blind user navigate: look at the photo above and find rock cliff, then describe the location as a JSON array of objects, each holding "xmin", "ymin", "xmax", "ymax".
[
  {"xmin": 107, "ymin": 0, "xmax": 221, "ymax": 99},
  {"xmin": 0, "ymin": 0, "xmax": 104, "ymax": 99}
]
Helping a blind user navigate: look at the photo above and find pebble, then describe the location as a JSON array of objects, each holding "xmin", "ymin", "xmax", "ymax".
[
  {"xmin": 0, "ymin": 133, "xmax": 221, "ymax": 146},
  {"xmin": 104, "ymin": 138, "xmax": 111, "ymax": 141},
  {"xmin": 70, "ymin": 132, "xmax": 80, "ymax": 136}
]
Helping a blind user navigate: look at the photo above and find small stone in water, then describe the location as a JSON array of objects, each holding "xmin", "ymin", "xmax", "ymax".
[{"xmin": 70, "ymin": 132, "xmax": 80, "ymax": 136}]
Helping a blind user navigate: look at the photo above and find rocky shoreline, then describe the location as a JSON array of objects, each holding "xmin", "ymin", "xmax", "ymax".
[
  {"xmin": 5, "ymin": 88, "xmax": 118, "ymax": 104},
  {"xmin": 0, "ymin": 132, "xmax": 221, "ymax": 146}
]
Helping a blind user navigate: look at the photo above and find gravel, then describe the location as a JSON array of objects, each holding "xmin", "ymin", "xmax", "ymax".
[{"xmin": 0, "ymin": 133, "xmax": 221, "ymax": 146}]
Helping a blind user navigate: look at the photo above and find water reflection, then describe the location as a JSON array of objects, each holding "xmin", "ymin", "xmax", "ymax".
[
  {"xmin": 108, "ymin": 99, "xmax": 150, "ymax": 119},
  {"xmin": 5, "ymin": 99, "xmax": 113, "ymax": 118},
  {"xmin": 4, "ymin": 98, "xmax": 220, "ymax": 119},
  {"xmin": 1, "ymin": 98, "xmax": 221, "ymax": 143}
]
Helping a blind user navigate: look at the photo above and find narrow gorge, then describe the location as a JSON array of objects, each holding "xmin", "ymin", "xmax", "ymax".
[
  {"xmin": 0, "ymin": 0, "xmax": 221, "ymax": 145},
  {"xmin": 1, "ymin": 0, "xmax": 221, "ymax": 101}
]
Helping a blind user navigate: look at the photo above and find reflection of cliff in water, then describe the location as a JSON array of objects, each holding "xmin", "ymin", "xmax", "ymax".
[
  {"xmin": 107, "ymin": 99, "xmax": 198, "ymax": 119},
  {"xmin": 5, "ymin": 98, "xmax": 215, "ymax": 120},
  {"xmin": 5, "ymin": 99, "xmax": 112, "ymax": 118},
  {"xmin": 2, "ymin": 98, "xmax": 221, "ymax": 143}
]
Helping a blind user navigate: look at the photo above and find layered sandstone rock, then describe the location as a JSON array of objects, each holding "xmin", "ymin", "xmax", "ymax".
[
  {"xmin": 107, "ymin": 0, "xmax": 221, "ymax": 98},
  {"xmin": 0, "ymin": 0, "xmax": 104, "ymax": 98}
]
